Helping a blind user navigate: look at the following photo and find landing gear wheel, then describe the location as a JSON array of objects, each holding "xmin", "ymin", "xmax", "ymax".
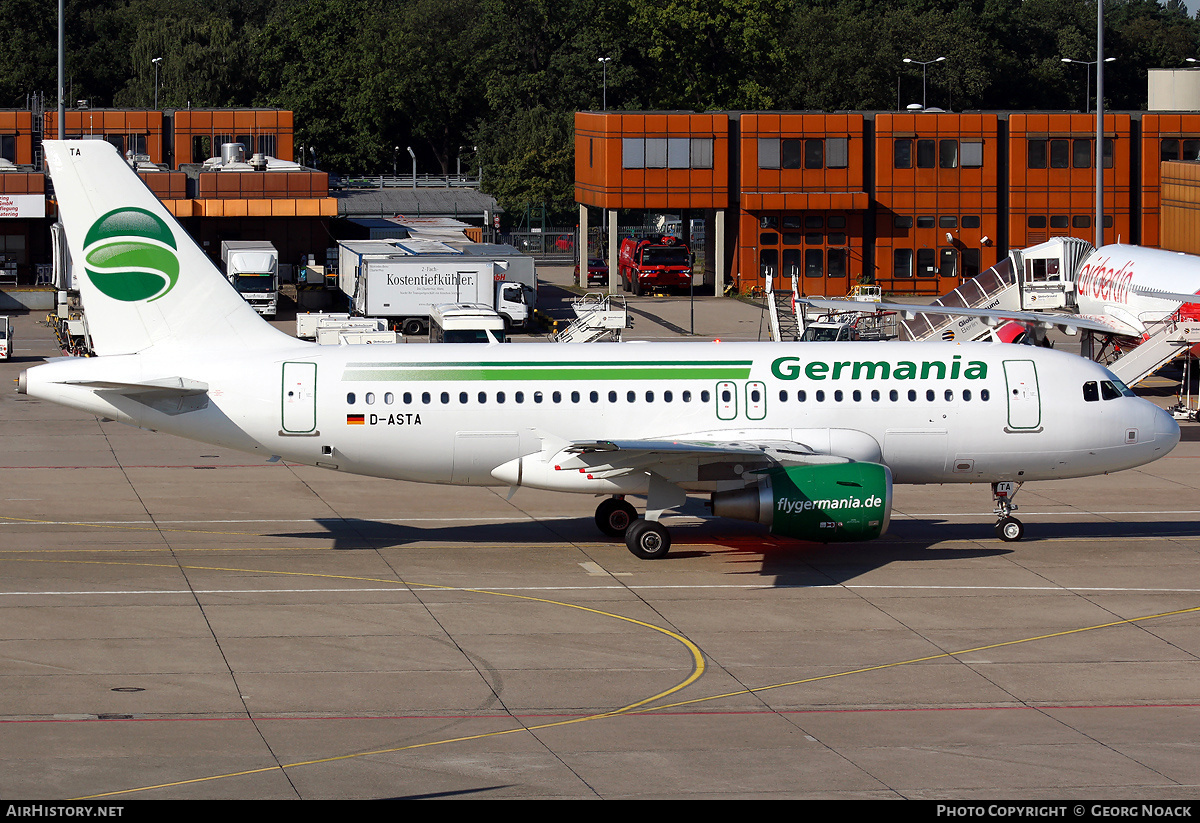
[
  {"xmin": 595, "ymin": 497, "xmax": 637, "ymax": 538},
  {"xmin": 995, "ymin": 516, "xmax": 1024, "ymax": 542},
  {"xmin": 625, "ymin": 519, "xmax": 671, "ymax": 560}
]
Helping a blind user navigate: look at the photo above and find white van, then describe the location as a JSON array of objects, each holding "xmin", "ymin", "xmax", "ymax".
[{"xmin": 429, "ymin": 303, "xmax": 507, "ymax": 344}]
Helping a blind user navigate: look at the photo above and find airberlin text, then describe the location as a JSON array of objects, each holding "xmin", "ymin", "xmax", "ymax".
[
  {"xmin": 771, "ymin": 354, "xmax": 987, "ymax": 381},
  {"xmin": 1076, "ymin": 255, "xmax": 1134, "ymax": 303}
]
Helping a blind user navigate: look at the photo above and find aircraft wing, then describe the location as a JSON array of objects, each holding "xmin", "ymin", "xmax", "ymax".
[
  {"xmin": 797, "ymin": 297, "xmax": 1138, "ymax": 336},
  {"xmin": 1131, "ymin": 285, "xmax": 1200, "ymax": 305},
  {"xmin": 558, "ymin": 438, "xmax": 850, "ymax": 469}
]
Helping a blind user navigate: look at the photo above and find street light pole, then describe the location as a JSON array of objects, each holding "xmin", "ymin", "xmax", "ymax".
[
  {"xmin": 598, "ymin": 57, "xmax": 612, "ymax": 110},
  {"xmin": 1061, "ymin": 57, "xmax": 1115, "ymax": 113},
  {"xmin": 902, "ymin": 56, "xmax": 946, "ymax": 110},
  {"xmin": 151, "ymin": 57, "xmax": 162, "ymax": 109}
]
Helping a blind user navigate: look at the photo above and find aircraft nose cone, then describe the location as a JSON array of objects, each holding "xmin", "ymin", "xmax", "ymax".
[{"xmin": 1155, "ymin": 405, "xmax": 1181, "ymax": 452}]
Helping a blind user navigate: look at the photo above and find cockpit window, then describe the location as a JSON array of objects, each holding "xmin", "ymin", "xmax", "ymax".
[
  {"xmin": 1100, "ymin": 380, "xmax": 1122, "ymax": 401},
  {"xmin": 1109, "ymin": 376, "xmax": 1137, "ymax": 397},
  {"xmin": 1083, "ymin": 381, "xmax": 1099, "ymax": 402}
]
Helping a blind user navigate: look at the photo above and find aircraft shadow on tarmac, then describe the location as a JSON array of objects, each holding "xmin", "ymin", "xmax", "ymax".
[{"xmin": 267, "ymin": 512, "xmax": 1200, "ymax": 587}]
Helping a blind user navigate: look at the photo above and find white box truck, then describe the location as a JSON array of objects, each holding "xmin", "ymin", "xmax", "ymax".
[
  {"xmin": 351, "ymin": 259, "xmax": 531, "ymax": 336},
  {"xmin": 221, "ymin": 241, "xmax": 279, "ymax": 318}
]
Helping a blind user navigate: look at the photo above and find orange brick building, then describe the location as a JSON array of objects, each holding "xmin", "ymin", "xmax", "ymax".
[{"xmin": 575, "ymin": 109, "xmax": 1199, "ymax": 297}]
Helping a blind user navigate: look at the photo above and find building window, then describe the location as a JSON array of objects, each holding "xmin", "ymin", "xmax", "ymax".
[
  {"xmin": 827, "ymin": 137, "xmax": 849, "ymax": 168},
  {"xmin": 1050, "ymin": 139, "xmax": 1069, "ymax": 168},
  {"xmin": 1073, "ymin": 139, "xmax": 1091, "ymax": 168},
  {"xmin": 940, "ymin": 248, "xmax": 957, "ymax": 277},
  {"xmin": 963, "ymin": 248, "xmax": 980, "ymax": 278},
  {"xmin": 828, "ymin": 248, "xmax": 847, "ymax": 278},
  {"xmin": 939, "ymin": 216, "xmax": 957, "ymax": 228},
  {"xmin": 894, "ymin": 138, "xmax": 912, "ymax": 168},
  {"xmin": 805, "ymin": 138, "xmax": 824, "ymax": 169},
  {"xmin": 782, "ymin": 248, "xmax": 801, "ymax": 277},
  {"xmin": 645, "ymin": 138, "xmax": 667, "ymax": 168},
  {"xmin": 917, "ymin": 139, "xmax": 936, "ymax": 168},
  {"xmin": 962, "ymin": 215, "xmax": 981, "ymax": 229},
  {"xmin": 691, "ymin": 138, "xmax": 713, "ymax": 168},
  {"xmin": 1050, "ymin": 215, "xmax": 1069, "ymax": 229},
  {"xmin": 1028, "ymin": 139, "xmax": 1047, "ymax": 169},
  {"xmin": 939, "ymin": 139, "xmax": 958, "ymax": 168},
  {"xmin": 961, "ymin": 141, "xmax": 983, "ymax": 167},
  {"xmin": 781, "ymin": 139, "xmax": 803, "ymax": 169},
  {"xmin": 1073, "ymin": 215, "xmax": 1092, "ymax": 229},
  {"xmin": 622, "ymin": 138, "xmax": 645, "ymax": 168},
  {"xmin": 917, "ymin": 248, "xmax": 936, "ymax": 277},
  {"xmin": 894, "ymin": 249, "xmax": 913, "ymax": 277},
  {"xmin": 805, "ymin": 249, "xmax": 823, "ymax": 278},
  {"xmin": 667, "ymin": 137, "xmax": 690, "ymax": 168},
  {"xmin": 758, "ymin": 138, "xmax": 780, "ymax": 169},
  {"xmin": 760, "ymin": 248, "xmax": 778, "ymax": 279},
  {"xmin": 0, "ymin": 135, "xmax": 15, "ymax": 163}
]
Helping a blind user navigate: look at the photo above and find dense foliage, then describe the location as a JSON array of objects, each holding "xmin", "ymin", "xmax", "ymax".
[{"xmin": 3, "ymin": 0, "xmax": 1198, "ymax": 222}]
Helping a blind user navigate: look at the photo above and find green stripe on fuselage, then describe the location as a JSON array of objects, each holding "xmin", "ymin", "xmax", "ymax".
[{"xmin": 342, "ymin": 360, "xmax": 753, "ymax": 382}]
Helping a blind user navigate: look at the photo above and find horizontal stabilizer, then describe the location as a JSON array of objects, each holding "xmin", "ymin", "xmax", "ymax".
[{"xmin": 62, "ymin": 376, "xmax": 209, "ymax": 396}]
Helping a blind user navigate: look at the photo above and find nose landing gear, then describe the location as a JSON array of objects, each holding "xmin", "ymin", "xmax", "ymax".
[{"xmin": 992, "ymin": 481, "xmax": 1024, "ymax": 541}]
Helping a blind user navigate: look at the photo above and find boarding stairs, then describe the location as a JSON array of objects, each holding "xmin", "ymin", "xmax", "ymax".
[
  {"xmin": 553, "ymin": 293, "xmax": 631, "ymax": 343},
  {"xmin": 1107, "ymin": 313, "xmax": 1200, "ymax": 386},
  {"xmin": 899, "ymin": 257, "xmax": 1022, "ymax": 341},
  {"xmin": 900, "ymin": 238, "xmax": 1094, "ymax": 343},
  {"xmin": 765, "ymin": 268, "xmax": 896, "ymax": 341}
]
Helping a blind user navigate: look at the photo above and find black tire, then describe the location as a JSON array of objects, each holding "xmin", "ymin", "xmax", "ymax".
[
  {"xmin": 625, "ymin": 519, "xmax": 671, "ymax": 560},
  {"xmin": 402, "ymin": 318, "xmax": 424, "ymax": 336},
  {"xmin": 632, "ymin": 276, "xmax": 641, "ymax": 297},
  {"xmin": 995, "ymin": 516, "xmax": 1024, "ymax": 542},
  {"xmin": 595, "ymin": 498, "xmax": 637, "ymax": 538}
]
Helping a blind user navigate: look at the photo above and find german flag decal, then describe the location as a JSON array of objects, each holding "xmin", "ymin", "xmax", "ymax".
[{"xmin": 346, "ymin": 414, "xmax": 365, "ymax": 425}]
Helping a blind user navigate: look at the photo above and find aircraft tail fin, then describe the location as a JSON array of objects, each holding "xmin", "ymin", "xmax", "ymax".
[{"xmin": 44, "ymin": 140, "xmax": 295, "ymax": 356}]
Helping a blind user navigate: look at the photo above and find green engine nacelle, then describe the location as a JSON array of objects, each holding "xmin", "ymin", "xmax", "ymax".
[{"xmin": 710, "ymin": 462, "xmax": 892, "ymax": 543}]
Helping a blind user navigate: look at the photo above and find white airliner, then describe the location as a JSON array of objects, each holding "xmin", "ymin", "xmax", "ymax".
[
  {"xmin": 801, "ymin": 239, "xmax": 1200, "ymax": 344},
  {"xmin": 17, "ymin": 141, "xmax": 1181, "ymax": 558}
]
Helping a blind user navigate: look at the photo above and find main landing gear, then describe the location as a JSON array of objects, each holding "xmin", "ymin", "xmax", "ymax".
[
  {"xmin": 594, "ymin": 496, "xmax": 672, "ymax": 560},
  {"xmin": 992, "ymin": 481, "xmax": 1024, "ymax": 542}
]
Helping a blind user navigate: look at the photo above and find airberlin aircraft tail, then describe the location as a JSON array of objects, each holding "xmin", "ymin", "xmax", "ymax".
[{"xmin": 44, "ymin": 140, "xmax": 296, "ymax": 356}]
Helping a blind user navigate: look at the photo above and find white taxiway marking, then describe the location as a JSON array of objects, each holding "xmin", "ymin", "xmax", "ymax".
[{"xmin": 4, "ymin": 584, "xmax": 1200, "ymax": 597}]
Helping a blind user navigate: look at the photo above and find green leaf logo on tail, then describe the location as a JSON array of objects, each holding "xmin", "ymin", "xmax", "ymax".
[{"xmin": 83, "ymin": 207, "xmax": 179, "ymax": 302}]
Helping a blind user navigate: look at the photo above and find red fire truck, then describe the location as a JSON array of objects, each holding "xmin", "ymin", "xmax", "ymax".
[{"xmin": 618, "ymin": 235, "xmax": 693, "ymax": 295}]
